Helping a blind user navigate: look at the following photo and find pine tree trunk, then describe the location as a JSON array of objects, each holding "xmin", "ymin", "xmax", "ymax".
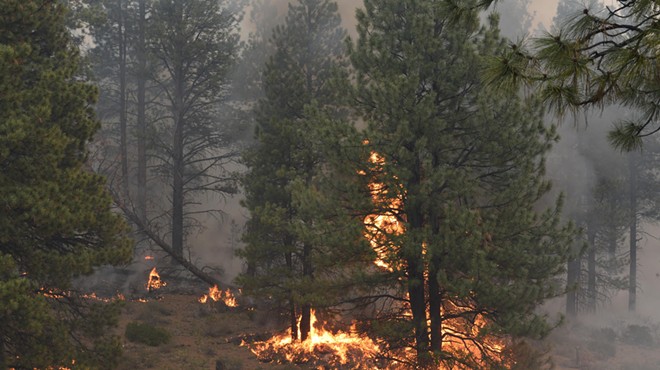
[
  {"xmin": 0, "ymin": 338, "xmax": 5, "ymax": 370},
  {"xmin": 118, "ymin": 0, "xmax": 129, "ymax": 198},
  {"xmin": 300, "ymin": 304, "xmax": 311, "ymax": 341},
  {"xmin": 285, "ymin": 250, "xmax": 298, "ymax": 341},
  {"xmin": 300, "ymin": 243, "xmax": 313, "ymax": 341},
  {"xmin": 428, "ymin": 257, "xmax": 443, "ymax": 352},
  {"xmin": 628, "ymin": 153, "xmax": 638, "ymax": 312},
  {"xmin": 587, "ymin": 228, "xmax": 596, "ymax": 312},
  {"xmin": 136, "ymin": 0, "xmax": 147, "ymax": 221},
  {"xmin": 171, "ymin": 5, "xmax": 185, "ymax": 258},
  {"xmin": 407, "ymin": 257, "xmax": 429, "ymax": 358},
  {"xmin": 566, "ymin": 254, "xmax": 580, "ymax": 316}
]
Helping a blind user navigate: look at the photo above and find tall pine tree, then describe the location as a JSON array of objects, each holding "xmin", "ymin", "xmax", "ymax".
[
  {"xmin": 238, "ymin": 0, "xmax": 348, "ymax": 342},
  {"xmin": 0, "ymin": 1, "xmax": 132, "ymax": 368},
  {"xmin": 148, "ymin": 0, "xmax": 241, "ymax": 259},
  {"xmin": 319, "ymin": 1, "xmax": 577, "ymax": 367}
]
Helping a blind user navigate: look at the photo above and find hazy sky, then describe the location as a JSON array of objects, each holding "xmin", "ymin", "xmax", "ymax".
[{"xmin": 529, "ymin": 0, "xmax": 559, "ymax": 29}]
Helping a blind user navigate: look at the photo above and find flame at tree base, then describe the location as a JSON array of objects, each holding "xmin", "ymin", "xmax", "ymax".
[{"xmin": 246, "ymin": 310, "xmax": 380, "ymax": 368}]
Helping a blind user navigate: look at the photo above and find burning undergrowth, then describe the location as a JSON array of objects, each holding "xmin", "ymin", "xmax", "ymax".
[{"xmin": 244, "ymin": 310, "xmax": 382, "ymax": 369}]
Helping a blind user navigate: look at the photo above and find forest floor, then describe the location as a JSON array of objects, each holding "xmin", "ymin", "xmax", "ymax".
[
  {"xmin": 109, "ymin": 280, "xmax": 660, "ymax": 369},
  {"xmin": 116, "ymin": 293, "xmax": 293, "ymax": 370}
]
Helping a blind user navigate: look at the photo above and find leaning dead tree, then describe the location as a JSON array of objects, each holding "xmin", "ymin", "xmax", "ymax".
[{"xmin": 113, "ymin": 193, "xmax": 228, "ymax": 289}]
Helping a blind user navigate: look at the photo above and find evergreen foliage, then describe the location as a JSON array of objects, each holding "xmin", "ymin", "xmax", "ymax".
[
  {"xmin": 483, "ymin": 0, "xmax": 659, "ymax": 150},
  {"xmin": 0, "ymin": 1, "xmax": 132, "ymax": 367}
]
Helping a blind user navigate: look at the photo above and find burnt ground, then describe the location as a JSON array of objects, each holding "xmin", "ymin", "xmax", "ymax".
[
  {"xmin": 116, "ymin": 293, "xmax": 296, "ymax": 370},
  {"xmin": 113, "ymin": 293, "xmax": 660, "ymax": 370},
  {"xmin": 89, "ymin": 268, "xmax": 660, "ymax": 370}
]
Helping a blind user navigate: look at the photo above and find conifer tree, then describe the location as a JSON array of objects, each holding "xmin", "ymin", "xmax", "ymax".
[
  {"xmin": 318, "ymin": 1, "xmax": 577, "ymax": 367},
  {"xmin": 238, "ymin": 0, "xmax": 347, "ymax": 342},
  {"xmin": 148, "ymin": 0, "xmax": 241, "ymax": 258},
  {"xmin": 0, "ymin": 1, "xmax": 132, "ymax": 368}
]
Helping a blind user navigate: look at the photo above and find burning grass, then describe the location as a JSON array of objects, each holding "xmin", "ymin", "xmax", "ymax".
[
  {"xmin": 245, "ymin": 310, "xmax": 381, "ymax": 369},
  {"xmin": 198, "ymin": 284, "xmax": 238, "ymax": 307}
]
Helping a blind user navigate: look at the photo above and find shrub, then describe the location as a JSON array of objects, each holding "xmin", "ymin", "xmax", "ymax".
[
  {"xmin": 125, "ymin": 322, "xmax": 171, "ymax": 346},
  {"xmin": 622, "ymin": 324, "xmax": 654, "ymax": 347}
]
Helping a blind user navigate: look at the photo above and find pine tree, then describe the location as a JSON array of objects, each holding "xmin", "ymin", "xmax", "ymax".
[
  {"xmin": 238, "ymin": 0, "xmax": 348, "ymax": 342},
  {"xmin": 0, "ymin": 1, "xmax": 132, "ymax": 368},
  {"xmin": 148, "ymin": 0, "xmax": 241, "ymax": 258},
  {"xmin": 323, "ymin": 1, "xmax": 577, "ymax": 367}
]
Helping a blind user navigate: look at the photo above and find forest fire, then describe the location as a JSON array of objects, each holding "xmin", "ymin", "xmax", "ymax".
[
  {"xmin": 146, "ymin": 267, "xmax": 166, "ymax": 291},
  {"xmin": 246, "ymin": 310, "xmax": 380, "ymax": 368},
  {"xmin": 363, "ymin": 149, "xmax": 509, "ymax": 368},
  {"xmin": 198, "ymin": 284, "xmax": 238, "ymax": 307}
]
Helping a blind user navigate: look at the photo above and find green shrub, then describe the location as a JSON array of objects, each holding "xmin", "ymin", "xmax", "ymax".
[
  {"xmin": 622, "ymin": 324, "xmax": 654, "ymax": 347},
  {"xmin": 125, "ymin": 321, "xmax": 171, "ymax": 346}
]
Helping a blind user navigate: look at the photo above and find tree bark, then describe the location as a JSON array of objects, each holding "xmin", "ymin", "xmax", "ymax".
[
  {"xmin": 118, "ymin": 0, "xmax": 129, "ymax": 198},
  {"xmin": 587, "ymin": 227, "xmax": 596, "ymax": 312},
  {"xmin": 428, "ymin": 257, "xmax": 442, "ymax": 352},
  {"xmin": 566, "ymin": 254, "xmax": 580, "ymax": 317},
  {"xmin": 285, "ymin": 250, "xmax": 298, "ymax": 341},
  {"xmin": 136, "ymin": 0, "xmax": 147, "ymax": 221},
  {"xmin": 171, "ymin": 3, "xmax": 185, "ymax": 259},
  {"xmin": 300, "ymin": 243, "xmax": 313, "ymax": 341},
  {"xmin": 407, "ymin": 257, "xmax": 429, "ymax": 359},
  {"xmin": 628, "ymin": 153, "xmax": 638, "ymax": 312}
]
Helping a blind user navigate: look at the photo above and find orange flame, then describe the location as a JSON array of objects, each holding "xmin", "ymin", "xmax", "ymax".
[
  {"xmin": 247, "ymin": 310, "xmax": 379, "ymax": 367},
  {"xmin": 198, "ymin": 285, "xmax": 238, "ymax": 307},
  {"xmin": 363, "ymin": 150, "xmax": 405, "ymax": 271},
  {"xmin": 146, "ymin": 267, "xmax": 166, "ymax": 291},
  {"xmin": 144, "ymin": 255, "xmax": 154, "ymax": 260}
]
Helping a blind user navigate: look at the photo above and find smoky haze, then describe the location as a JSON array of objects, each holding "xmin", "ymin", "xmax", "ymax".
[{"xmin": 71, "ymin": 1, "xmax": 660, "ymax": 367}]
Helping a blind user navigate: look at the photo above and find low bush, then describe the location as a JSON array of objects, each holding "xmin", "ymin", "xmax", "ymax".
[{"xmin": 125, "ymin": 321, "xmax": 171, "ymax": 346}]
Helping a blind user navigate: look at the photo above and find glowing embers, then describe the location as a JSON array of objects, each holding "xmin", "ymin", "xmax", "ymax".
[
  {"xmin": 246, "ymin": 310, "xmax": 380, "ymax": 368},
  {"xmin": 146, "ymin": 267, "xmax": 166, "ymax": 291},
  {"xmin": 198, "ymin": 284, "xmax": 238, "ymax": 307}
]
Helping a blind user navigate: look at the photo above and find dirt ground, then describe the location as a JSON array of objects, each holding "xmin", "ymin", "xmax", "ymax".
[
  {"xmin": 112, "ymin": 290, "xmax": 660, "ymax": 370},
  {"xmin": 116, "ymin": 293, "xmax": 298, "ymax": 370}
]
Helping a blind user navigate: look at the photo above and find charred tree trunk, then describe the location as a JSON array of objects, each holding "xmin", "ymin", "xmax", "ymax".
[
  {"xmin": 136, "ymin": 0, "xmax": 147, "ymax": 221},
  {"xmin": 285, "ymin": 250, "xmax": 298, "ymax": 341},
  {"xmin": 300, "ymin": 303, "xmax": 311, "ymax": 341},
  {"xmin": 428, "ymin": 257, "xmax": 442, "ymax": 352},
  {"xmin": 300, "ymin": 243, "xmax": 313, "ymax": 341},
  {"xmin": 628, "ymin": 153, "xmax": 638, "ymax": 312}
]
